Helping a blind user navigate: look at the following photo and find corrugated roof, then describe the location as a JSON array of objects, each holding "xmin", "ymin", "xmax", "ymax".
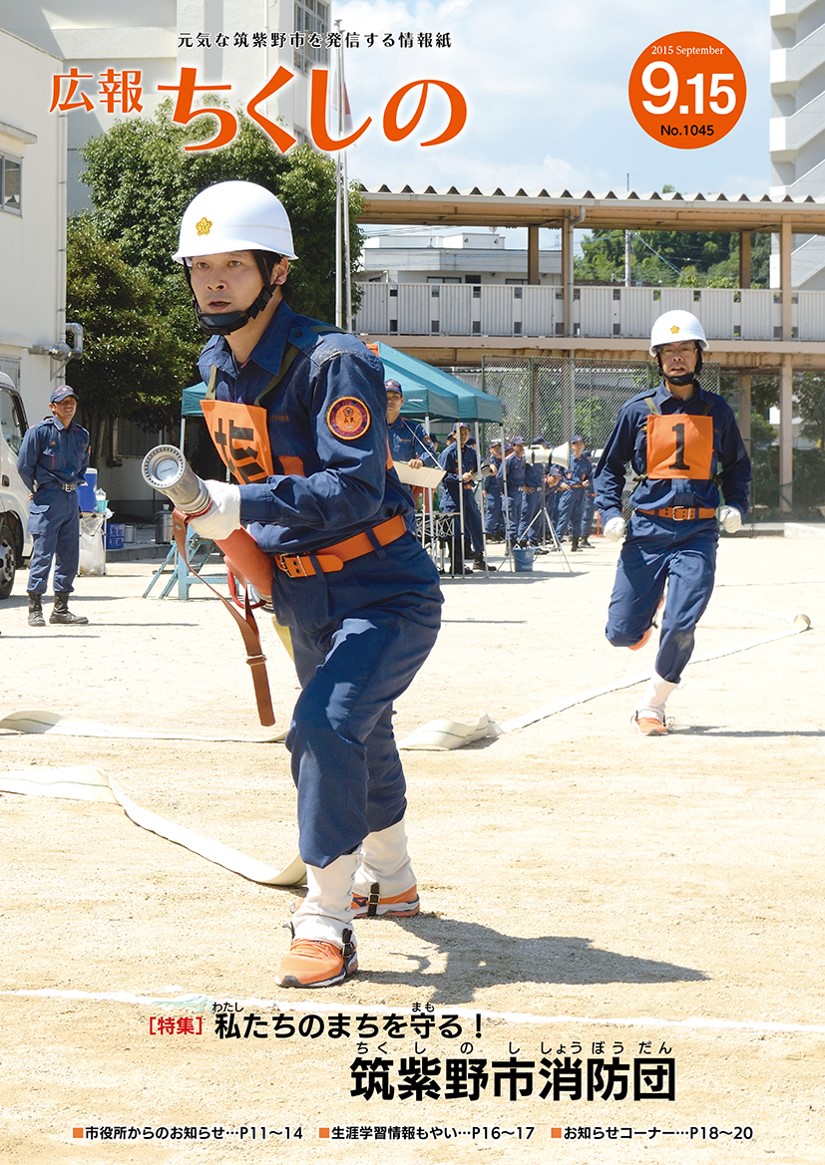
[{"xmin": 356, "ymin": 187, "xmax": 825, "ymax": 232}]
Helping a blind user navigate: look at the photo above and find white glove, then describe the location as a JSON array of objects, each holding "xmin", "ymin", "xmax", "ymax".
[
  {"xmin": 603, "ymin": 516, "xmax": 626, "ymax": 543},
  {"xmin": 718, "ymin": 505, "xmax": 742, "ymax": 534},
  {"xmin": 188, "ymin": 481, "xmax": 241, "ymax": 541}
]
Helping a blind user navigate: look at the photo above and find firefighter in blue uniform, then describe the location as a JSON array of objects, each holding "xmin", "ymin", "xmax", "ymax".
[
  {"xmin": 385, "ymin": 379, "xmax": 437, "ymax": 467},
  {"xmin": 17, "ymin": 384, "xmax": 90, "ymax": 627},
  {"xmin": 175, "ymin": 181, "xmax": 443, "ymax": 988},
  {"xmin": 438, "ymin": 423, "xmax": 493, "ymax": 572},
  {"xmin": 504, "ymin": 435, "xmax": 526, "ymax": 547},
  {"xmin": 545, "ymin": 462, "xmax": 567, "ymax": 531},
  {"xmin": 581, "ymin": 447, "xmax": 597, "ymax": 547},
  {"xmin": 482, "ymin": 439, "xmax": 505, "ymax": 541},
  {"xmin": 518, "ymin": 436, "xmax": 548, "ymax": 546},
  {"xmin": 595, "ymin": 310, "xmax": 751, "ymax": 736},
  {"xmin": 556, "ymin": 435, "xmax": 591, "ymax": 551}
]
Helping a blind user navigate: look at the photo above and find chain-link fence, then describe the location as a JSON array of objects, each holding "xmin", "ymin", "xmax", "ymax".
[
  {"xmin": 460, "ymin": 356, "xmax": 722, "ymax": 455},
  {"xmin": 419, "ymin": 354, "xmax": 821, "ymax": 520}
]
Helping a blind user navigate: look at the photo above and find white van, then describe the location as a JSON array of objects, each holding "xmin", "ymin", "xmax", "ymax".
[{"xmin": 0, "ymin": 371, "xmax": 32, "ymax": 598}]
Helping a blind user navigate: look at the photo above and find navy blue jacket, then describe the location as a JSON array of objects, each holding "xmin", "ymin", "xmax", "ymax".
[
  {"xmin": 17, "ymin": 415, "xmax": 90, "ymax": 493},
  {"xmin": 438, "ymin": 440, "xmax": 478, "ymax": 510},
  {"xmin": 388, "ymin": 416, "xmax": 436, "ymax": 465},
  {"xmin": 199, "ymin": 301, "xmax": 414, "ymax": 556},
  {"xmin": 595, "ymin": 380, "xmax": 751, "ymax": 522}
]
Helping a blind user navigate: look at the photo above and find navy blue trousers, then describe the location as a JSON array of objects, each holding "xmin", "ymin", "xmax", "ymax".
[
  {"xmin": 518, "ymin": 488, "xmax": 543, "ymax": 543},
  {"xmin": 442, "ymin": 487, "xmax": 484, "ymax": 565},
  {"xmin": 275, "ymin": 533, "xmax": 442, "ymax": 868},
  {"xmin": 484, "ymin": 490, "xmax": 504, "ymax": 537},
  {"xmin": 605, "ymin": 517, "xmax": 718, "ymax": 683},
  {"xmin": 557, "ymin": 487, "xmax": 586, "ymax": 538},
  {"xmin": 26, "ymin": 488, "xmax": 81, "ymax": 594}
]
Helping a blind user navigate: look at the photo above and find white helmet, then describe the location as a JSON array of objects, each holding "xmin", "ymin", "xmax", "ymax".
[
  {"xmin": 649, "ymin": 310, "xmax": 708, "ymax": 355},
  {"xmin": 173, "ymin": 180, "xmax": 297, "ymax": 263}
]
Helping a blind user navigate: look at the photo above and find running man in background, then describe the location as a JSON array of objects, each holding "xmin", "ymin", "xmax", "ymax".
[{"xmin": 594, "ymin": 310, "xmax": 751, "ymax": 735}]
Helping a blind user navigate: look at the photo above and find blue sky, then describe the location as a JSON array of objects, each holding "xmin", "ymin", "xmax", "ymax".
[{"xmin": 331, "ymin": 0, "xmax": 770, "ymax": 201}]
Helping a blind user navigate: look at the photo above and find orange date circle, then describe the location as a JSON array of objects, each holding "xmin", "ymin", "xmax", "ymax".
[{"xmin": 628, "ymin": 30, "xmax": 746, "ymax": 149}]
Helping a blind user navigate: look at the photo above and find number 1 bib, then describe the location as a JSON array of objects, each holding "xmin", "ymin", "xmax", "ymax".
[{"xmin": 645, "ymin": 414, "xmax": 714, "ymax": 480}]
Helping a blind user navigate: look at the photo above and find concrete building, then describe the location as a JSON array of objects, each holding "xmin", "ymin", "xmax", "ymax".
[
  {"xmin": 358, "ymin": 230, "xmax": 561, "ymax": 286},
  {"xmin": 770, "ymin": 0, "xmax": 825, "ymax": 287},
  {"xmin": 0, "ymin": 28, "xmax": 72, "ymax": 423},
  {"xmin": 0, "ymin": 0, "xmax": 329, "ymax": 211}
]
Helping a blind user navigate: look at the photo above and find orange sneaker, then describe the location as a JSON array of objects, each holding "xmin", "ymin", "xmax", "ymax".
[
  {"xmin": 628, "ymin": 626, "xmax": 653, "ymax": 651},
  {"xmin": 635, "ymin": 712, "xmax": 668, "ymax": 736},
  {"xmin": 275, "ymin": 928, "xmax": 357, "ymax": 988},
  {"xmin": 629, "ymin": 597, "xmax": 665, "ymax": 651},
  {"xmin": 351, "ymin": 882, "xmax": 420, "ymax": 919}
]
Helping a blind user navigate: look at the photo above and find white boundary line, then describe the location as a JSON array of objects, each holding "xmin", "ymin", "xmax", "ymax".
[{"xmin": 498, "ymin": 613, "xmax": 811, "ymax": 735}]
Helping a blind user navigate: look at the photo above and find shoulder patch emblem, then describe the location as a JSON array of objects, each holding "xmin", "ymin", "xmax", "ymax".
[{"xmin": 326, "ymin": 396, "xmax": 371, "ymax": 440}]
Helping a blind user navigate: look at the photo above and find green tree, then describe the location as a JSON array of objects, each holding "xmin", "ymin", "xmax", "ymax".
[
  {"xmin": 80, "ymin": 101, "xmax": 363, "ymax": 321},
  {"xmin": 794, "ymin": 371, "xmax": 825, "ymax": 448},
  {"xmin": 575, "ymin": 222, "xmax": 771, "ymax": 288},
  {"xmin": 66, "ymin": 214, "xmax": 194, "ymax": 461}
]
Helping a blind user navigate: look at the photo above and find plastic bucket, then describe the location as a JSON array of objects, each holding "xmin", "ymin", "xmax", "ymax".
[
  {"xmin": 77, "ymin": 469, "xmax": 98, "ymax": 513},
  {"xmin": 106, "ymin": 522, "xmax": 125, "ymax": 550},
  {"xmin": 512, "ymin": 547, "xmax": 535, "ymax": 572},
  {"xmin": 155, "ymin": 508, "xmax": 174, "ymax": 543}
]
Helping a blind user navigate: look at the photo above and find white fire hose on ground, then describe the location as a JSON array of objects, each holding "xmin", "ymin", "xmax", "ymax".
[
  {"xmin": 0, "ymin": 584, "xmax": 812, "ymax": 884},
  {"xmin": 400, "ymin": 612, "xmax": 813, "ymax": 749}
]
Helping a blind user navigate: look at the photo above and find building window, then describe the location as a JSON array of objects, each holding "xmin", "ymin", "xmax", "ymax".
[
  {"xmin": 293, "ymin": 0, "xmax": 330, "ymax": 73},
  {"xmin": 1, "ymin": 155, "xmax": 22, "ymax": 213}
]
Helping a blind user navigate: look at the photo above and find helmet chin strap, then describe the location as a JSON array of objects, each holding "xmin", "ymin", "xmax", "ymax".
[
  {"xmin": 657, "ymin": 346, "xmax": 703, "ymax": 388},
  {"xmin": 184, "ymin": 252, "xmax": 280, "ymax": 337},
  {"xmin": 664, "ymin": 371, "xmax": 696, "ymax": 387},
  {"xmin": 194, "ymin": 284, "xmax": 274, "ymax": 336}
]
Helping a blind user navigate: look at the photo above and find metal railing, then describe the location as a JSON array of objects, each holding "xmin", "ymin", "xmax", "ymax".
[{"xmin": 354, "ymin": 283, "xmax": 821, "ymax": 343}]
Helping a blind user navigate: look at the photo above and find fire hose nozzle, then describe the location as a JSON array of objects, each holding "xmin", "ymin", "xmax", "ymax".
[
  {"xmin": 141, "ymin": 445, "xmax": 211, "ymax": 514},
  {"xmin": 140, "ymin": 444, "xmax": 274, "ymax": 602}
]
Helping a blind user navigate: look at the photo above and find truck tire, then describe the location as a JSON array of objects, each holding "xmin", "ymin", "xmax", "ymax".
[{"xmin": 0, "ymin": 521, "xmax": 17, "ymax": 599}]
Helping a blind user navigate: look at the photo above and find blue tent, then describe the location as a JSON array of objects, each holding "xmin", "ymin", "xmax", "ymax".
[
  {"xmin": 376, "ymin": 341, "xmax": 503, "ymax": 424},
  {"xmin": 181, "ymin": 382, "xmax": 208, "ymax": 416}
]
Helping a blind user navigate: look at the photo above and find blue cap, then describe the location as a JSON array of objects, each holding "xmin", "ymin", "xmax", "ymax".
[
  {"xmin": 50, "ymin": 385, "xmax": 77, "ymax": 404},
  {"xmin": 385, "ymin": 379, "xmax": 403, "ymax": 395},
  {"xmin": 571, "ymin": 434, "xmax": 584, "ymax": 444},
  {"xmin": 510, "ymin": 434, "xmax": 526, "ymax": 445}
]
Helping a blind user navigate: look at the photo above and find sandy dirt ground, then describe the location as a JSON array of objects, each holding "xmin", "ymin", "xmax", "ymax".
[{"xmin": 1, "ymin": 531, "xmax": 824, "ymax": 1165}]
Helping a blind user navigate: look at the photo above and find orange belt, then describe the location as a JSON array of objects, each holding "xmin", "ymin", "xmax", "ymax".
[
  {"xmin": 274, "ymin": 514, "xmax": 407, "ymax": 579},
  {"xmin": 637, "ymin": 506, "xmax": 716, "ymax": 521}
]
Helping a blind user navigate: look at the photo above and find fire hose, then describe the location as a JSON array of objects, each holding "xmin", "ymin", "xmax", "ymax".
[{"xmin": 141, "ymin": 446, "xmax": 275, "ymax": 726}]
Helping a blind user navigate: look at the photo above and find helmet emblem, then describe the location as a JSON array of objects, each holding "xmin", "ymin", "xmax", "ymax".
[
  {"xmin": 670, "ymin": 325, "xmax": 680, "ymax": 334},
  {"xmin": 195, "ymin": 216, "xmax": 213, "ymax": 237}
]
